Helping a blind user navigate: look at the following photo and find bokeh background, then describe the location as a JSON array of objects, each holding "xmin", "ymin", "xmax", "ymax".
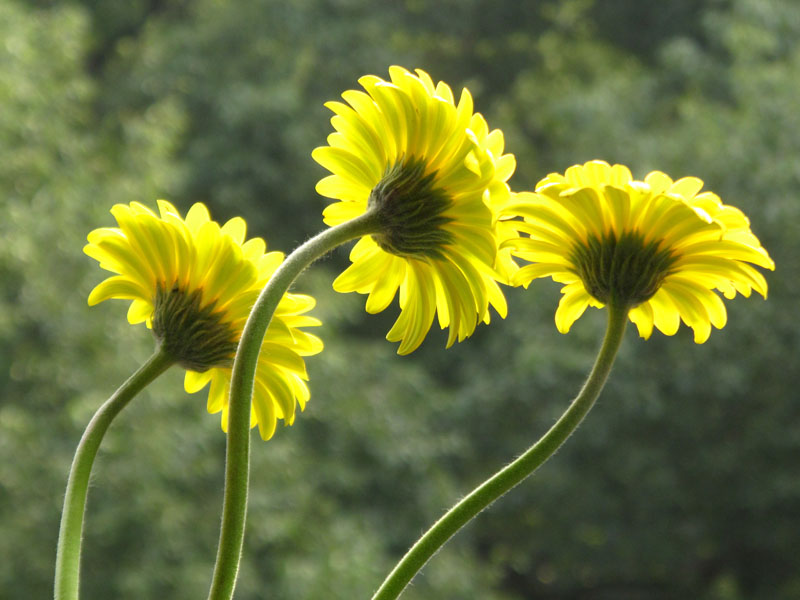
[{"xmin": 2, "ymin": 0, "xmax": 799, "ymax": 598}]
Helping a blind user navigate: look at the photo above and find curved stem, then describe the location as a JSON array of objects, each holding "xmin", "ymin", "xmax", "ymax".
[
  {"xmin": 54, "ymin": 346, "xmax": 174, "ymax": 600},
  {"xmin": 207, "ymin": 210, "xmax": 381, "ymax": 600},
  {"xmin": 372, "ymin": 302, "xmax": 630, "ymax": 600}
]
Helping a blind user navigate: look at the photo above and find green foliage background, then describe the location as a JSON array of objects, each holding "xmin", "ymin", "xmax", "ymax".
[{"xmin": 1, "ymin": 0, "xmax": 798, "ymax": 598}]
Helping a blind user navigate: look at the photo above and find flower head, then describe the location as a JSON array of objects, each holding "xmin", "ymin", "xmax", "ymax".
[
  {"xmin": 312, "ymin": 66, "xmax": 516, "ymax": 354},
  {"xmin": 85, "ymin": 200, "xmax": 323, "ymax": 440},
  {"xmin": 504, "ymin": 160, "xmax": 774, "ymax": 343}
]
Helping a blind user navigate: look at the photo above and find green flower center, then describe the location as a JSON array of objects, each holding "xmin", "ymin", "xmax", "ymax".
[
  {"xmin": 153, "ymin": 284, "xmax": 239, "ymax": 372},
  {"xmin": 368, "ymin": 158, "xmax": 453, "ymax": 259},
  {"xmin": 570, "ymin": 231, "xmax": 677, "ymax": 307}
]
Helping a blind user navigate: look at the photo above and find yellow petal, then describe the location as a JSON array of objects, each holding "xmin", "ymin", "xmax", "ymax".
[
  {"xmin": 126, "ymin": 299, "xmax": 153, "ymax": 324},
  {"xmin": 629, "ymin": 302, "xmax": 654, "ymax": 339},
  {"xmin": 185, "ymin": 369, "xmax": 214, "ymax": 394},
  {"xmin": 88, "ymin": 276, "xmax": 149, "ymax": 306},
  {"xmin": 554, "ymin": 283, "xmax": 593, "ymax": 334}
]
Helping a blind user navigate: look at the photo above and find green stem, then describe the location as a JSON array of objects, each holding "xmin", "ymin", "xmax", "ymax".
[
  {"xmin": 372, "ymin": 302, "xmax": 630, "ymax": 600},
  {"xmin": 207, "ymin": 210, "xmax": 381, "ymax": 600},
  {"xmin": 54, "ymin": 346, "xmax": 174, "ymax": 600}
]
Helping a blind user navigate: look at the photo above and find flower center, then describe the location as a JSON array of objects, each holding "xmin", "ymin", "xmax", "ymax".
[
  {"xmin": 368, "ymin": 158, "xmax": 453, "ymax": 259},
  {"xmin": 570, "ymin": 231, "xmax": 677, "ymax": 307},
  {"xmin": 152, "ymin": 284, "xmax": 239, "ymax": 372}
]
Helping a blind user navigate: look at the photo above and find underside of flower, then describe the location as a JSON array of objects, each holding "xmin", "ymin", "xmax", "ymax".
[
  {"xmin": 312, "ymin": 66, "xmax": 516, "ymax": 353},
  {"xmin": 570, "ymin": 231, "xmax": 677, "ymax": 308},
  {"xmin": 504, "ymin": 160, "xmax": 774, "ymax": 342},
  {"xmin": 85, "ymin": 200, "xmax": 323, "ymax": 439},
  {"xmin": 153, "ymin": 284, "xmax": 239, "ymax": 372},
  {"xmin": 368, "ymin": 158, "xmax": 453, "ymax": 259}
]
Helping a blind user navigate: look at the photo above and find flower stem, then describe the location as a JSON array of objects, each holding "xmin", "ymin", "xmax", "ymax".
[
  {"xmin": 206, "ymin": 210, "xmax": 381, "ymax": 600},
  {"xmin": 54, "ymin": 346, "xmax": 174, "ymax": 600},
  {"xmin": 371, "ymin": 302, "xmax": 630, "ymax": 600}
]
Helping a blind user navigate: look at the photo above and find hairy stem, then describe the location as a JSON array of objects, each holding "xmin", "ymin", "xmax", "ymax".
[
  {"xmin": 372, "ymin": 302, "xmax": 629, "ymax": 600},
  {"xmin": 207, "ymin": 211, "xmax": 380, "ymax": 600},
  {"xmin": 55, "ymin": 347, "xmax": 174, "ymax": 600}
]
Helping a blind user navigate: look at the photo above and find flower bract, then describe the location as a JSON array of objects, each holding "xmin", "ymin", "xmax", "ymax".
[
  {"xmin": 504, "ymin": 160, "xmax": 774, "ymax": 343},
  {"xmin": 312, "ymin": 66, "xmax": 516, "ymax": 354},
  {"xmin": 84, "ymin": 200, "xmax": 323, "ymax": 440}
]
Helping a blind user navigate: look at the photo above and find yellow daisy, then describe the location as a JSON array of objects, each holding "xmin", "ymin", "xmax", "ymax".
[
  {"xmin": 84, "ymin": 200, "xmax": 323, "ymax": 440},
  {"xmin": 504, "ymin": 160, "xmax": 774, "ymax": 343},
  {"xmin": 312, "ymin": 66, "xmax": 516, "ymax": 354}
]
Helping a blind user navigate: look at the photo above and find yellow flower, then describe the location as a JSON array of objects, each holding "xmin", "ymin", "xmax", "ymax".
[
  {"xmin": 84, "ymin": 201, "xmax": 323, "ymax": 440},
  {"xmin": 505, "ymin": 160, "xmax": 774, "ymax": 343},
  {"xmin": 312, "ymin": 66, "xmax": 516, "ymax": 354}
]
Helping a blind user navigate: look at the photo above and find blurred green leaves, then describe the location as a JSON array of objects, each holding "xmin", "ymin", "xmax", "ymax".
[{"xmin": 1, "ymin": 0, "xmax": 798, "ymax": 598}]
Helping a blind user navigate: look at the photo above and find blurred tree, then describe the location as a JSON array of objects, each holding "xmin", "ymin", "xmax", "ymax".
[
  {"xmin": 0, "ymin": 1, "xmax": 184, "ymax": 596},
  {"xmin": 1, "ymin": 0, "xmax": 798, "ymax": 598}
]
